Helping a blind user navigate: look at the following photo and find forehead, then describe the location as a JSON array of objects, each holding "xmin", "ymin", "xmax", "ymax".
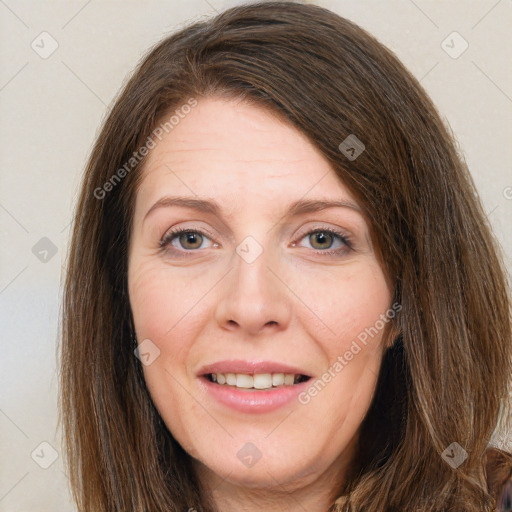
[{"xmin": 135, "ymin": 96, "xmax": 359, "ymax": 217}]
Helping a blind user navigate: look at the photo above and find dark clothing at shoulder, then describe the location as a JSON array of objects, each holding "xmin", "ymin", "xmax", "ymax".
[{"xmin": 484, "ymin": 447, "xmax": 512, "ymax": 511}]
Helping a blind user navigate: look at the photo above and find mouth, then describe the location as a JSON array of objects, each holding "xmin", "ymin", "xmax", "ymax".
[
  {"xmin": 198, "ymin": 365, "xmax": 313, "ymax": 413},
  {"xmin": 204, "ymin": 372, "xmax": 311, "ymax": 390}
]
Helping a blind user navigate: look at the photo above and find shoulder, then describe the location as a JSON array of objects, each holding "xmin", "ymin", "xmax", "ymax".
[
  {"xmin": 484, "ymin": 446, "xmax": 512, "ymax": 511},
  {"xmin": 332, "ymin": 448, "xmax": 512, "ymax": 511}
]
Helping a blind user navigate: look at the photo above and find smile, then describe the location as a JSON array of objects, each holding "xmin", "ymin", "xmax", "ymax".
[
  {"xmin": 206, "ymin": 372, "xmax": 310, "ymax": 389},
  {"xmin": 197, "ymin": 360, "xmax": 313, "ymax": 413}
]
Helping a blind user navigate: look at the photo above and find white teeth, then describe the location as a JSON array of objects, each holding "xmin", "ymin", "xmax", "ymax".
[
  {"xmin": 236, "ymin": 374, "xmax": 253, "ymax": 388},
  {"xmin": 272, "ymin": 373, "xmax": 284, "ymax": 386},
  {"xmin": 208, "ymin": 372, "xmax": 306, "ymax": 389},
  {"xmin": 284, "ymin": 374, "xmax": 295, "ymax": 385},
  {"xmin": 253, "ymin": 373, "xmax": 272, "ymax": 389}
]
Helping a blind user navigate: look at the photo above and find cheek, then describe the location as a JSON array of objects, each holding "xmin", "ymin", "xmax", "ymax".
[
  {"xmin": 128, "ymin": 258, "xmax": 216, "ymax": 386},
  {"xmin": 294, "ymin": 261, "xmax": 392, "ymax": 351},
  {"xmin": 129, "ymin": 260, "xmax": 198, "ymax": 341},
  {"xmin": 130, "ymin": 264, "xmax": 170, "ymax": 337},
  {"xmin": 128, "ymin": 261, "xmax": 204, "ymax": 450}
]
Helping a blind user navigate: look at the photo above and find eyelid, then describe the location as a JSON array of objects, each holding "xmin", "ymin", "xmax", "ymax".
[
  {"xmin": 160, "ymin": 222, "xmax": 352, "ymax": 242},
  {"xmin": 293, "ymin": 223, "xmax": 353, "ymax": 245},
  {"xmin": 159, "ymin": 225, "xmax": 217, "ymax": 249},
  {"xmin": 159, "ymin": 223, "xmax": 354, "ymax": 255}
]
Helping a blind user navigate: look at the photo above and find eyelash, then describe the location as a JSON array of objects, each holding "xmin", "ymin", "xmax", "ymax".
[{"xmin": 159, "ymin": 225, "xmax": 353, "ymax": 258}]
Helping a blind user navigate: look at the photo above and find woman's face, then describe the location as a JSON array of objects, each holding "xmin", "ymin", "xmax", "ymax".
[{"xmin": 128, "ymin": 97, "xmax": 395, "ymax": 493}]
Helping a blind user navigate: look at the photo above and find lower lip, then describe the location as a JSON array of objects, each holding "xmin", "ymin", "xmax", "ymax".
[{"xmin": 199, "ymin": 376, "xmax": 311, "ymax": 413}]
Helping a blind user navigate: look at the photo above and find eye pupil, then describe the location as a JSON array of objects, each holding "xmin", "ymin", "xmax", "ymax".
[
  {"xmin": 164, "ymin": 228, "xmax": 347, "ymax": 256},
  {"xmin": 180, "ymin": 232, "xmax": 202, "ymax": 249},
  {"xmin": 310, "ymin": 231, "xmax": 332, "ymax": 249}
]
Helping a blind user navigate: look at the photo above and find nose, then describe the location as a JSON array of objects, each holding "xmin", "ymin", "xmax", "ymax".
[{"xmin": 214, "ymin": 242, "xmax": 292, "ymax": 336}]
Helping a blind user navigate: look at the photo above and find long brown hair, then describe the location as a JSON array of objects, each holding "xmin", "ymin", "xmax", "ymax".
[{"xmin": 58, "ymin": 1, "xmax": 512, "ymax": 510}]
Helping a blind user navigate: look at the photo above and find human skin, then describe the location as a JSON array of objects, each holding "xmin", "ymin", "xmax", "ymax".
[{"xmin": 127, "ymin": 97, "xmax": 395, "ymax": 512}]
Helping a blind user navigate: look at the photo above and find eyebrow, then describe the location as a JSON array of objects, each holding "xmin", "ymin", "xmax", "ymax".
[{"xmin": 143, "ymin": 195, "xmax": 362, "ymax": 224}]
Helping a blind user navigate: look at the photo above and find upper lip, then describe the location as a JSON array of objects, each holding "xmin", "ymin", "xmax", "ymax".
[{"xmin": 198, "ymin": 360, "xmax": 312, "ymax": 377}]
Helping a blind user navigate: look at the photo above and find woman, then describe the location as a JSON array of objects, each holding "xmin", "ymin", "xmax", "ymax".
[{"xmin": 59, "ymin": 1, "xmax": 512, "ymax": 510}]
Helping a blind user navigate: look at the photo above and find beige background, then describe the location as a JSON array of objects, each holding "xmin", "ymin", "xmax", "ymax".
[{"xmin": 0, "ymin": 0, "xmax": 511, "ymax": 510}]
